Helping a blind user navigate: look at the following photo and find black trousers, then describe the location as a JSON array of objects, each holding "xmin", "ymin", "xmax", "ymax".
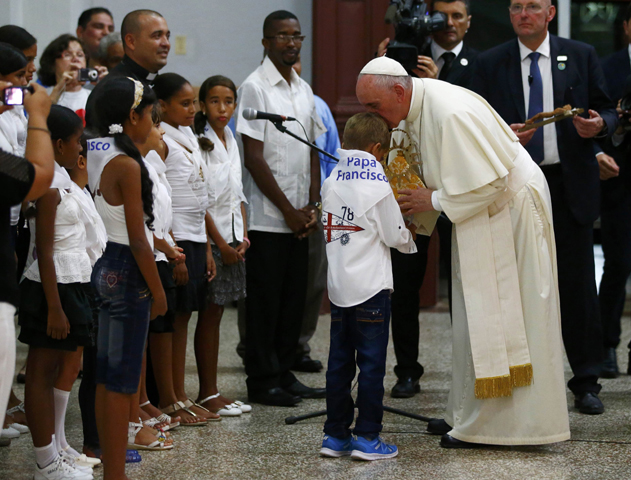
[
  {"xmin": 391, "ymin": 234, "xmax": 431, "ymax": 380},
  {"xmin": 542, "ymin": 164, "xmax": 603, "ymax": 394},
  {"xmin": 245, "ymin": 231, "xmax": 309, "ymax": 393},
  {"xmin": 599, "ymin": 175, "xmax": 631, "ymax": 350}
]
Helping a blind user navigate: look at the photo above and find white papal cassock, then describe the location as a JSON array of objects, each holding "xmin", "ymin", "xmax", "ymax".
[{"xmin": 395, "ymin": 77, "xmax": 570, "ymax": 445}]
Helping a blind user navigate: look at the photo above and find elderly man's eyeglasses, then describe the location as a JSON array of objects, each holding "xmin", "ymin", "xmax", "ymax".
[
  {"xmin": 265, "ymin": 35, "xmax": 306, "ymax": 45},
  {"xmin": 509, "ymin": 4, "xmax": 544, "ymax": 15}
]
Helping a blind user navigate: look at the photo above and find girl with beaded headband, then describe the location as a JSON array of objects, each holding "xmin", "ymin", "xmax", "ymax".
[{"xmin": 87, "ymin": 76, "xmax": 170, "ymax": 479}]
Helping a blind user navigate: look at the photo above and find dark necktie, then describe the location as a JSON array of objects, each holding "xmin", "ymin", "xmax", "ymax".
[
  {"xmin": 525, "ymin": 52, "xmax": 544, "ymax": 164},
  {"xmin": 438, "ymin": 52, "xmax": 456, "ymax": 81}
]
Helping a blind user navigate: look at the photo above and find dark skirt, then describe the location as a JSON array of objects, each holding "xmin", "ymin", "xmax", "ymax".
[
  {"xmin": 18, "ymin": 278, "xmax": 92, "ymax": 351},
  {"xmin": 149, "ymin": 260, "xmax": 176, "ymax": 333},
  {"xmin": 175, "ymin": 240, "xmax": 208, "ymax": 313},
  {"xmin": 208, "ymin": 241, "xmax": 246, "ymax": 305}
]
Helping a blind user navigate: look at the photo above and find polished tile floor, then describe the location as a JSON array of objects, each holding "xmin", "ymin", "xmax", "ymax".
[{"xmin": 2, "ymin": 305, "xmax": 631, "ymax": 480}]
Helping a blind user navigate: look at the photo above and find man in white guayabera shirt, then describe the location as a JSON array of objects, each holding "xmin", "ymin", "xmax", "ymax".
[
  {"xmin": 355, "ymin": 56, "xmax": 569, "ymax": 448},
  {"xmin": 235, "ymin": 10, "xmax": 326, "ymax": 407}
]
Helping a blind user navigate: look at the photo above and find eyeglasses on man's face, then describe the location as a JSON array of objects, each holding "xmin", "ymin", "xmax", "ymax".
[
  {"xmin": 265, "ymin": 35, "xmax": 306, "ymax": 45},
  {"xmin": 509, "ymin": 4, "xmax": 544, "ymax": 15}
]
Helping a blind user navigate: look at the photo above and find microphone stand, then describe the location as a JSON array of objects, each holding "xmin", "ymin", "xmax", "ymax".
[{"xmin": 271, "ymin": 121, "xmax": 338, "ymax": 162}]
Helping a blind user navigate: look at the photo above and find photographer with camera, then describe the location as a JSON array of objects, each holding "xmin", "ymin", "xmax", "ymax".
[
  {"xmin": 38, "ymin": 34, "xmax": 106, "ymax": 124},
  {"xmin": 0, "ymin": 78, "xmax": 54, "ymax": 445},
  {"xmin": 596, "ymin": 4, "xmax": 631, "ymax": 379},
  {"xmin": 378, "ymin": 0, "xmax": 477, "ymax": 88}
]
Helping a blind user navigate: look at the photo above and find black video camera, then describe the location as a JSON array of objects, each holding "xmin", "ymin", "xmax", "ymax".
[{"xmin": 385, "ymin": 0, "xmax": 447, "ymax": 74}]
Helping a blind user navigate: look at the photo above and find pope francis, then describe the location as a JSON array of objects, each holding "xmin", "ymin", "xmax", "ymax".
[{"xmin": 356, "ymin": 56, "xmax": 570, "ymax": 448}]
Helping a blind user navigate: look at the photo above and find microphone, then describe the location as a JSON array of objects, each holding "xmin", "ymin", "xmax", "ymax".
[
  {"xmin": 528, "ymin": 75, "xmax": 533, "ymax": 85},
  {"xmin": 242, "ymin": 108, "xmax": 296, "ymax": 123}
]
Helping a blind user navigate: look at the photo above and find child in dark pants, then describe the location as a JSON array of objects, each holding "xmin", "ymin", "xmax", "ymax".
[{"xmin": 320, "ymin": 113, "xmax": 417, "ymax": 460}]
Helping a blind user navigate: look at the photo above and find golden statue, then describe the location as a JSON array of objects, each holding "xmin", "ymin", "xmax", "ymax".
[{"xmin": 383, "ymin": 129, "xmax": 425, "ymax": 199}]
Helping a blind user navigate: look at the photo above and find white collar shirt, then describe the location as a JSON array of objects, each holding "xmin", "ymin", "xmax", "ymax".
[
  {"xmin": 322, "ymin": 149, "xmax": 417, "ymax": 307},
  {"xmin": 162, "ymin": 122, "xmax": 210, "ymax": 243},
  {"xmin": 144, "ymin": 151, "xmax": 175, "ymax": 262},
  {"xmin": 201, "ymin": 123, "xmax": 247, "ymax": 244},
  {"xmin": 518, "ymin": 32, "xmax": 560, "ymax": 165},
  {"xmin": 431, "ymin": 39, "xmax": 464, "ymax": 74},
  {"xmin": 235, "ymin": 56, "xmax": 326, "ymax": 233}
]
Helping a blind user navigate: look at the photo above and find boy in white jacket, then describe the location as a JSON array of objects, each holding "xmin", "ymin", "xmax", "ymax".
[{"xmin": 320, "ymin": 113, "xmax": 417, "ymax": 461}]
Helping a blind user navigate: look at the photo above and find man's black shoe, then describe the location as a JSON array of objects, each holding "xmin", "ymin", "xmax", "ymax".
[
  {"xmin": 574, "ymin": 392, "xmax": 604, "ymax": 415},
  {"xmin": 427, "ymin": 419, "xmax": 451, "ymax": 435},
  {"xmin": 440, "ymin": 434, "xmax": 483, "ymax": 449},
  {"xmin": 248, "ymin": 387, "xmax": 302, "ymax": 407},
  {"xmin": 390, "ymin": 377, "xmax": 420, "ymax": 398},
  {"xmin": 291, "ymin": 355, "xmax": 323, "ymax": 373},
  {"xmin": 285, "ymin": 380, "xmax": 326, "ymax": 399},
  {"xmin": 600, "ymin": 347, "xmax": 619, "ymax": 378}
]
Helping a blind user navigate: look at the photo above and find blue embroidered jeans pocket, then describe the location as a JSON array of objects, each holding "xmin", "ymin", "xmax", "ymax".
[{"xmin": 356, "ymin": 296, "xmax": 387, "ymax": 340}]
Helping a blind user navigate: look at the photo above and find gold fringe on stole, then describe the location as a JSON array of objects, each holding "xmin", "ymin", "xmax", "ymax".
[
  {"xmin": 510, "ymin": 363, "xmax": 533, "ymax": 388},
  {"xmin": 474, "ymin": 374, "xmax": 512, "ymax": 399}
]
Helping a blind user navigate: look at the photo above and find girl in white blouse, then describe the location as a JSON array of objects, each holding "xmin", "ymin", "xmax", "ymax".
[
  {"xmin": 154, "ymin": 73, "xmax": 219, "ymax": 422},
  {"xmin": 18, "ymin": 106, "xmax": 94, "ymax": 478},
  {"xmin": 192, "ymin": 76, "xmax": 251, "ymax": 416}
]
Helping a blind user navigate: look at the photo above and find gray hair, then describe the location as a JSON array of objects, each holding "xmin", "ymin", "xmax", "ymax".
[
  {"xmin": 98, "ymin": 31, "xmax": 122, "ymax": 60},
  {"xmin": 358, "ymin": 73, "xmax": 413, "ymax": 91}
]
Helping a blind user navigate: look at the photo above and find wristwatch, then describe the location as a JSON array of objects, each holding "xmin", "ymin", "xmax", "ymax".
[{"xmin": 310, "ymin": 201, "xmax": 322, "ymax": 215}]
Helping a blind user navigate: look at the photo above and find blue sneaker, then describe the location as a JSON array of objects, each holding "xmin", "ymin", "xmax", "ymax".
[
  {"xmin": 350, "ymin": 435, "xmax": 398, "ymax": 461},
  {"xmin": 320, "ymin": 435, "xmax": 353, "ymax": 458}
]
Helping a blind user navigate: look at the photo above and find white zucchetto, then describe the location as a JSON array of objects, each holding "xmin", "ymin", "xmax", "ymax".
[{"xmin": 360, "ymin": 56, "xmax": 409, "ymax": 76}]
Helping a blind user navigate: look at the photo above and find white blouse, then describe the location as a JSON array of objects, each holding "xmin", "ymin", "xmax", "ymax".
[
  {"xmin": 144, "ymin": 150, "xmax": 175, "ymax": 262},
  {"xmin": 200, "ymin": 123, "xmax": 246, "ymax": 244},
  {"xmin": 24, "ymin": 163, "xmax": 92, "ymax": 284},
  {"xmin": 163, "ymin": 123, "xmax": 209, "ymax": 244}
]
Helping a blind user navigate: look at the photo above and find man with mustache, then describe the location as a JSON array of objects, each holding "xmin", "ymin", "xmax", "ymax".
[
  {"xmin": 471, "ymin": 0, "xmax": 616, "ymax": 415},
  {"xmin": 377, "ymin": 0, "xmax": 479, "ymax": 401},
  {"xmin": 235, "ymin": 10, "xmax": 327, "ymax": 406}
]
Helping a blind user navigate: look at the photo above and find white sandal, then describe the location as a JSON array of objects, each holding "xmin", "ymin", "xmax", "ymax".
[
  {"xmin": 140, "ymin": 401, "xmax": 180, "ymax": 431},
  {"xmin": 232, "ymin": 400, "xmax": 252, "ymax": 413},
  {"xmin": 198, "ymin": 394, "xmax": 242, "ymax": 417},
  {"xmin": 127, "ymin": 422, "xmax": 173, "ymax": 451},
  {"xmin": 161, "ymin": 401, "xmax": 207, "ymax": 427},
  {"xmin": 6, "ymin": 403, "xmax": 29, "ymax": 433}
]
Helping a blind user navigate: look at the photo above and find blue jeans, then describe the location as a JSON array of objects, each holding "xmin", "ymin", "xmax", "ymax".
[
  {"xmin": 92, "ymin": 242, "xmax": 152, "ymax": 394},
  {"xmin": 324, "ymin": 290, "xmax": 391, "ymax": 439}
]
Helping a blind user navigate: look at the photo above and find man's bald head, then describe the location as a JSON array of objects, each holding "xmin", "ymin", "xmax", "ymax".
[
  {"xmin": 120, "ymin": 9, "xmax": 170, "ymax": 73},
  {"xmin": 356, "ymin": 74, "xmax": 413, "ymax": 129},
  {"xmin": 121, "ymin": 10, "xmax": 163, "ymax": 40}
]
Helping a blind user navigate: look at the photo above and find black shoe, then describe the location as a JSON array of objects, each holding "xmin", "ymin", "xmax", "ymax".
[
  {"xmin": 390, "ymin": 377, "xmax": 420, "ymax": 398},
  {"xmin": 427, "ymin": 419, "xmax": 451, "ymax": 435},
  {"xmin": 291, "ymin": 355, "xmax": 323, "ymax": 373},
  {"xmin": 600, "ymin": 347, "xmax": 619, "ymax": 378},
  {"xmin": 284, "ymin": 380, "xmax": 326, "ymax": 399},
  {"xmin": 440, "ymin": 434, "xmax": 482, "ymax": 449},
  {"xmin": 574, "ymin": 392, "xmax": 604, "ymax": 415},
  {"xmin": 248, "ymin": 387, "xmax": 302, "ymax": 407},
  {"xmin": 627, "ymin": 351, "xmax": 631, "ymax": 376}
]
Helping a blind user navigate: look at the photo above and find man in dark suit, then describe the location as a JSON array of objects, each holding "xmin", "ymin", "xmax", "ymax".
[
  {"xmin": 597, "ymin": 4, "xmax": 631, "ymax": 378},
  {"xmin": 471, "ymin": 0, "xmax": 617, "ymax": 415},
  {"xmin": 378, "ymin": 0, "xmax": 479, "ymax": 399}
]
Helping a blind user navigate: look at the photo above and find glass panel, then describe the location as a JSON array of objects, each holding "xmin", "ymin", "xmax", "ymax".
[{"xmin": 571, "ymin": 2, "xmax": 628, "ymax": 56}]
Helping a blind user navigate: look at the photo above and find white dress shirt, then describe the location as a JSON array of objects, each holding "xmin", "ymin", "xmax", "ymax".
[
  {"xmin": 201, "ymin": 123, "xmax": 247, "ymax": 244},
  {"xmin": 431, "ymin": 39, "xmax": 464, "ymax": 75},
  {"xmin": 235, "ymin": 56, "xmax": 326, "ymax": 233},
  {"xmin": 518, "ymin": 32, "xmax": 560, "ymax": 166},
  {"xmin": 322, "ymin": 149, "xmax": 417, "ymax": 307}
]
